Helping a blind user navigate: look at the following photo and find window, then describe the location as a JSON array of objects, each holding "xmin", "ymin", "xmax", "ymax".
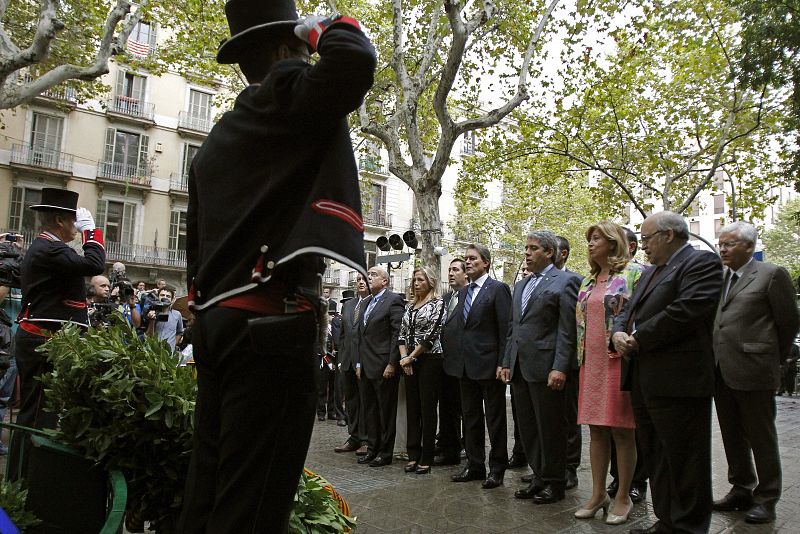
[
  {"xmin": 689, "ymin": 221, "xmax": 700, "ymax": 236},
  {"xmin": 128, "ymin": 21, "xmax": 156, "ymax": 56},
  {"xmin": 96, "ymin": 199, "xmax": 136, "ymax": 244},
  {"xmin": 462, "ymin": 131, "xmax": 476, "ymax": 155},
  {"xmin": 689, "ymin": 200, "xmax": 701, "ymax": 217},
  {"xmin": 188, "ymin": 90, "xmax": 212, "ymax": 123},
  {"xmin": 8, "ymin": 186, "xmax": 41, "ymax": 233},
  {"xmin": 713, "ymin": 194, "xmax": 724, "ymax": 214},
  {"xmin": 29, "ymin": 112, "xmax": 64, "ymax": 166},
  {"xmin": 102, "ymin": 127, "xmax": 149, "ymax": 180},
  {"xmin": 182, "ymin": 143, "xmax": 200, "ymax": 182},
  {"xmin": 713, "ymin": 170, "xmax": 725, "ymax": 191},
  {"xmin": 364, "ymin": 240, "xmax": 377, "ymax": 269},
  {"xmin": 366, "ymin": 182, "xmax": 388, "ymax": 226},
  {"xmin": 114, "ymin": 71, "xmax": 146, "ymax": 112},
  {"xmin": 169, "ymin": 210, "xmax": 187, "ymax": 253}
]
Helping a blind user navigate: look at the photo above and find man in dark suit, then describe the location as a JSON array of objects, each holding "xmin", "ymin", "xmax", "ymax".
[
  {"xmin": 613, "ymin": 211, "xmax": 723, "ymax": 534},
  {"xmin": 334, "ymin": 278, "xmax": 370, "ymax": 454},
  {"xmin": 555, "ymin": 235, "xmax": 582, "ymax": 490},
  {"xmin": 356, "ymin": 266, "xmax": 404, "ymax": 466},
  {"xmin": 501, "ymin": 231, "xmax": 580, "ymax": 504},
  {"xmin": 435, "ymin": 258, "xmax": 468, "ymax": 465},
  {"xmin": 446, "ymin": 244, "xmax": 512, "ymax": 489},
  {"xmin": 712, "ymin": 222, "xmax": 799, "ymax": 524}
]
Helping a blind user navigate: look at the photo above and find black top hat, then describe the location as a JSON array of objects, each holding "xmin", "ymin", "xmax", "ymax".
[
  {"xmin": 217, "ymin": 0, "xmax": 302, "ymax": 64},
  {"xmin": 30, "ymin": 188, "xmax": 78, "ymax": 213},
  {"xmin": 340, "ymin": 289, "xmax": 355, "ymax": 302}
]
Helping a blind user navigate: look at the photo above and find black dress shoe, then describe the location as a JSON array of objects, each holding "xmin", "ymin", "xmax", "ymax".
[
  {"xmin": 336, "ymin": 419, "xmax": 347, "ymax": 427},
  {"xmin": 357, "ymin": 453, "xmax": 377, "ymax": 464},
  {"xmin": 532, "ymin": 484, "xmax": 565, "ymax": 504},
  {"xmin": 508, "ymin": 454, "xmax": 527, "ymax": 469},
  {"xmin": 629, "ymin": 521, "xmax": 670, "ymax": 534},
  {"xmin": 433, "ymin": 454, "xmax": 460, "ymax": 466},
  {"xmin": 745, "ymin": 503, "xmax": 776, "ymax": 524},
  {"xmin": 481, "ymin": 472, "xmax": 504, "ymax": 489},
  {"xmin": 565, "ymin": 469, "xmax": 578, "ymax": 490},
  {"xmin": 713, "ymin": 491, "xmax": 754, "ymax": 511},
  {"xmin": 451, "ymin": 466, "xmax": 486, "ymax": 483},
  {"xmin": 369, "ymin": 455, "xmax": 392, "ymax": 467},
  {"xmin": 629, "ymin": 485, "xmax": 647, "ymax": 504},
  {"xmin": 514, "ymin": 482, "xmax": 543, "ymax": 499},
  {"xmin": 607, "ymin": 478, "xmax": 619, "ymax": 498},
  {"xmin": 317, "ymin": 414, "xmax": 325, "ymax": 421}
]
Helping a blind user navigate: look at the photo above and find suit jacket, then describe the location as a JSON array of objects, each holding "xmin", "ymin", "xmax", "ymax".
[
  {"xmin": 713, "ymin": 260, "xmax": 800, "ymax": 391},
  {"xmin": 503, "ymin": 268, "xmax": 581, "ymax": 382},
  {"xmin": 613, "ymin": 245, "xmax": 723, "ymax": 398},
  {"xmin": 337, "ymin": 297, "xmax": 361, "ymax": 371},
  {"xmin": 443, "ymin": 277, "xmax": 512, "ymax": 381},
  {"xmin": 440, "ymin": 290, "xmax": 460, "ymax": 358},
  {"xmin": 357, "ymin": 291, "xmax": 404, "ymax": 380}
]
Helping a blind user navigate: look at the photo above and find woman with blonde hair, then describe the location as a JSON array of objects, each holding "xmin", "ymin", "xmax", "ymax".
[
  {"xmin": 574, "ymin": 221, "xmax": 645, "ymax": 525},
  {"xmin": 398, "ymin": 266, "xmax": 445, "ymax": 474}
]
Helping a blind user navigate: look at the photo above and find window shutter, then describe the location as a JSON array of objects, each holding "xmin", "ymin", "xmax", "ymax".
[
  {"xmin": 115, "ymin": 70, "xmax": 125, "ymax": 98},
  {"xmin": 8, "ymin": 187, "xmax": 22, "ymax": 231},
  {"xmin": 379, "ymin": 184, "xmax": 387, "ymax": 212},
  {"xmin": 122, "ymin": 203, "xmax": 135, "ymax": 245},
  {"xmin": 169, "ymin": 210, "xmax": 179, "ymax": 251},
  {"xmin": 104, "ymin": 128, "xmax": 116, "ymax": 163},
  {"xmin": 95, "ymin": 199, "xmax": 108, "ymax": 234},
  {"xmin": 148, "ymin": 23, "xmax": 158, "ymax": 49},
  {"xmin": 138, "ymin": 134, "xmax": 149, "ymax": 176},
  {"xmin": 132, "ymin": 75, "xmax": 145, "ymax": 103}
]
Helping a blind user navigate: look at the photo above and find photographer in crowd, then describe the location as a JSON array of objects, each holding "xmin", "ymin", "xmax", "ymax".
[{"xmin": 144, "ymin": 287, "xmax": 184, "ymax": 352}]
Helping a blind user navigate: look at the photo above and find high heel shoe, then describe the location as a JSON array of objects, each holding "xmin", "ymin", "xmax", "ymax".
[
  {"xmin": 574, "ymin": 494, "xmax": 611, "ymax": 519},
  {"xmin": 416, "ymin": 465, "xmax": 431, "ymax": 474},
  {"xmin": 605, "ymin": 500, "xmax": 633, "ymax": 525},
  {"xmin": 404, "ymin": 462, "xmax": 418, "ymax": 473}
]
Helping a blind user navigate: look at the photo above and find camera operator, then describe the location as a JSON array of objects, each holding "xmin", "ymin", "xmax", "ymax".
[
  {"xmin": 107, "ymin": 277, "xmax": 140, "ymax": 327},
  {"xmin": 86, "ymin": 275, "xmax": 114, "ymax": 328},
  {"xmin": 11, "ymin": 189, "xmax": 104, "ymax": 477},
  {"xmin": 144, "ymin": 287, "xmax": 183, "ymax": 352}
]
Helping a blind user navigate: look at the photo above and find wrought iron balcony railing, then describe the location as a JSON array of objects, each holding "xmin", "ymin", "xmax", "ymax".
[
  {"xmin": 10, "ymin": 144, "xmax": 74, "ymax": 173},
  {"xmin": 105, "ymin": 241, "xmax": 186, "ymax": 269},
  {"xmin": 97, "ymin": 161, "xmax": 152, "ymax": 186},
  {"xmin": 364, "ymin": 210, "xmax": 392, "ymax": 228},
  {"xmin": 178, "ymin": 111, "xmax": 213, "ymax": 134},
  {"xmin": 107, "ymin": 96, "xmax": 155, "ymax": 121}
]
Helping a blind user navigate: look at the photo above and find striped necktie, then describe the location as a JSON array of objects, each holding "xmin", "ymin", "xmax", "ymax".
[
  {"xmin": 520, "ymin": 273, "xmax": 540, "ymax": 313},
  {"xmin": 462, "ymin": 282, "xmax": 478, "ymax": 321},
  {"xmin": 447, "ymin": 291, "xmax": 459, "ymax": 316}
]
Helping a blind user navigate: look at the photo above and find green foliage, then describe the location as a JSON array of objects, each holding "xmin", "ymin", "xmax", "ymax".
[
  {"xmin": 289, "ymin": 471, "xmax": 357, "ymax": 533},
  {"xmin": 763, "ymin": 198, "xmax": 800, "ymax": 281},
  {"xmin": 39, "ymin": 321, "xmax": 196, "ymax": 533},
  {"xmin": 0, "ymin": 479, "xmax": 41, "ymax": 531}
]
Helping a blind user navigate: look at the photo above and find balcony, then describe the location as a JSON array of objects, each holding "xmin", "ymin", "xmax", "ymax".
[
  {"xmin": 177, "ymin": 111, "xmax": 213, "ymax": 138},
  {"xmin": 323, "ymin": 269, "xmax": 340, "ymax": 285},
  {"xmin": 169, "ymin": 172, "xmax": 189, "ymax": 197},
  {"xmin": 9, "ymin": 144, "xmax": 74, "ymax": 178},
  {"xmin": 358, "ymin": 157, "xmax": 388, "ymax": 176},
  {"xmin": 106, "ymin": 96, "xmax": 155, "ymax": 128},
  {"xmin": 347, "ymin": 271, "xmax": 359, "ymax": 285},
  {"xmin": 97, "ymin": 161, "xmax": 152, "ymax": 190},
  {"xmin": 20, "ymin": 72, "xmax": 78, "ymax": 109},
  {"xmin": 364, "ymin": 210, "xmax": 392, "ymax": 229},
  {"xmin": 105, "ymin": 241, "xmax": 186, "ymax": 269}
]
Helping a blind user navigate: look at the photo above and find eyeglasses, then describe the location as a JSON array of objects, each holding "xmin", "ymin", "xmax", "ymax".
[
  {"xmin": 717, "ymin": 240, "xmax": 741, "ymax": 250},
  {"xmin": 640, "ymin": 230, "xmax": 667, "ymax": 244}
]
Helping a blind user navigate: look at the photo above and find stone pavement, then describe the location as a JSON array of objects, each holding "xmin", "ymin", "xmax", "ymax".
[{"xmin": 305, "ymin": 394, "xmax": 800, "ymax": 533}]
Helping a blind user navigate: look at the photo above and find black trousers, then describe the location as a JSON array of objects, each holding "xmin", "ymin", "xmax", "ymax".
[
  {"xmin": 316, "ymin": 360, "xmax": 335, "ymax": 417},
  {"xmin": 510, "ymin": 385, "xmax": 525, "ymax": 458},
  {"xmin": 8, "ymin": 329, "xmax": 57, "ymax": 481},
  {"xmin": 460, "ymin": 376, "xmax": 508, "ymax": 474},
  {"xmin": 632, "ymin": 378, "xmax": 712, "ymax": 534},
  {"xmin": 511, "ymin": 372, "xmax": 567, "ymax": 486},
  {"xmin": 436, "ymin": 373, "xmax": 462, "ymax": 457},
  {"xmin": 714, "ymin": 366, "xmax": 781, "ymax": 504},
  {"xmin": 360, "ymin": 373, "xmax": 399, "ymax": 458},
  {"xmin": 565, "ymin": 368, "xmax": 581, "ymax": 473},
  {"xmin": 405, "ymin": 356, "xmax": 443, "ymax": 465},
  {"xmin": 177, "ymin": 308, "xmax": 317, "ymax": 534},
  {"xmin": 339, "ymin": 366, "xmax": 365, "ymax": 442}
]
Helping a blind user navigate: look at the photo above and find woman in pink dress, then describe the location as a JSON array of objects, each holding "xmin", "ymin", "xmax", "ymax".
[{"xmin": 574, "ymin": 221, "xmax": 644, "ymax": 525}]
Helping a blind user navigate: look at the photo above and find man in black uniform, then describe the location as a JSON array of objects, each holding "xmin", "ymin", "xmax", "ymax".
[
  {"xmin": 11, "ymin": 188, "xmax": 104, "ymax": 476},
  {"xmin": 177, "ymin": 0, "xmax": 375, "ymax": 531}
]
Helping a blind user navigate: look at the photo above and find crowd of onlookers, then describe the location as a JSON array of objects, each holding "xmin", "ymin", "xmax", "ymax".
[{"xmin": 318, "ymin": 212, "xmax": 799, "ymax": 533}]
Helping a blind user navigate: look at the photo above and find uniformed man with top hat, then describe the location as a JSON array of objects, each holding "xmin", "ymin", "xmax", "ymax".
[
  {"xmin": 177, "ymin": 0, "xmax": 375, "ymax": 530},
  {"xmin": 9, "ymin": 188, "xmax": 104, "ymax": 476}
]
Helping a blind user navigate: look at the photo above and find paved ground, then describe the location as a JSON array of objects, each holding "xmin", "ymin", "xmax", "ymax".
[{"xmin": 305, "ymin": 394, "xmax": 800, "ymax": 533}]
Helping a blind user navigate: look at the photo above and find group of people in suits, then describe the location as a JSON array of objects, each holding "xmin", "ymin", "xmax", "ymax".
[{"xmin": 331, "ymin": 210, "xmax": 798, "ymax": 534}]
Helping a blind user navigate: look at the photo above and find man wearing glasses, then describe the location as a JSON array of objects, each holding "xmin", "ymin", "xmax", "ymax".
[
  {"xmin": 612, "ymin": 211, "xmax": 722, "ymax": 534},
  {"xmin": 711, "ymin": 221, "xmax": 798, "ymax": 524}
]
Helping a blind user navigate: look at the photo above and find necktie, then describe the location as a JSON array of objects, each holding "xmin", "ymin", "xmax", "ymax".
[
  {"xmin": 363, "ymin": 296, "xmax": 379, "ymax": 325},
  {"xmin": 447, "ymin": 291, "xmax": 459, "ymax": 315},
  {"xmin": 520, "ymin": 273, "xmax": 540, "ymax": 313},
  {"xmin": 353, "ymin": 297, "xmax": 363, "ymax": 324},
  {"xmin": 726, "ymin": 272, "xmax": 739, "ymax": 300},
  {"xmin": 462, "ymin": 282, "xmax": 478, "ymax": 321}
]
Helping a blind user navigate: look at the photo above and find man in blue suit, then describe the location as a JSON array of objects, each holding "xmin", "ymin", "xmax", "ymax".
[
  {"xmin": 446, "ymin": 244, "xmax": 512, "ymax": 489},
  {"xmin": 501, "ymin": 231, "xmax": 580, "ymax": 504}
]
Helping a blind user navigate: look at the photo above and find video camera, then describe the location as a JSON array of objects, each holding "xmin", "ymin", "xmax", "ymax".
[
  {"xmin": 89, "ymin": 301, "xmax": 119, "ymax": 327},
  {"xmin": 108, "ymin": 271, "xmax": 135, "ymax": 304},
  {"xmin": 140, "ymin": 291, "xmax": 171, "ymax": 322},
  {"xmin": 0, "ymin": 240, "xmax": 22, "ymax": 288}
]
